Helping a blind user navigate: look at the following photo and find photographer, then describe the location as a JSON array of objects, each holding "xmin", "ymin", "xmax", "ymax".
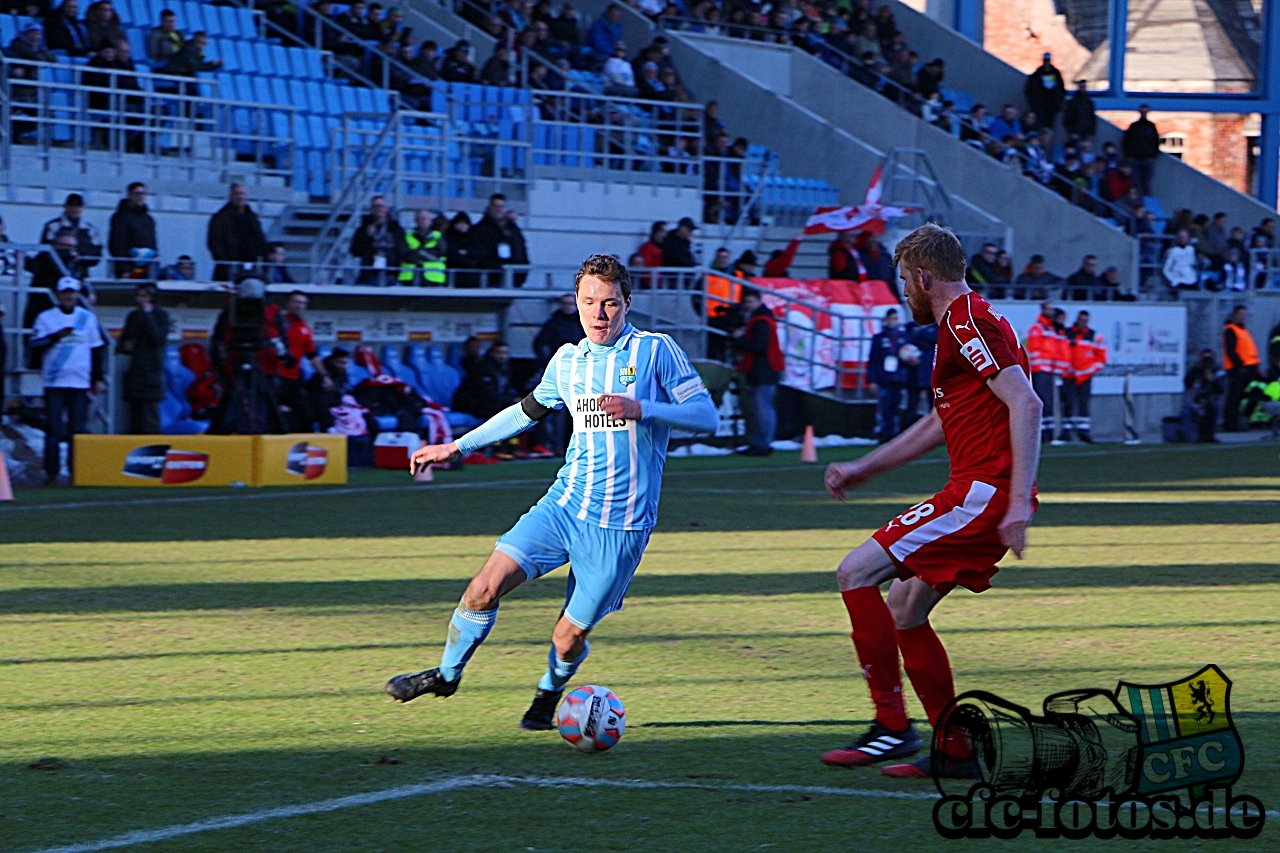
[
  {"xmin": 266, "ymin": 290, "xmax": 331, "ymax": 432},
  {"xmin": 209, "ymin": 278, "xmax": 285, "ymax": 434}
]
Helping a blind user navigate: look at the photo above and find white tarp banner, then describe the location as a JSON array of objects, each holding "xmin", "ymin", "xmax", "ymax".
[{"xmin": 992, "ymin": 302, "xmax": 1187, "ymax": 395}]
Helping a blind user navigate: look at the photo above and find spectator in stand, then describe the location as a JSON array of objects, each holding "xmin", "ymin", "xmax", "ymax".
[
  {"xmin": 828, "ymin": 229, "xmax": 862, "ymax": 280},
  {"xmin": 549, "ymin": 3, "xmax": 582, "ymax": 49},
  {"xmin": 1222, "ymin": 304, "xmax": 1261, "ymax": 431},
  {"xmin": 637, "ymin": 61, "xmax": 665, "ymax": 100},
  {"xmin": 1099, "ymin": 265, "xmax": 1124, "ymax": 299},
  {"xmin": 966, "ymin": 242, "xmax": 1000, "ymax": 291},
  {"xmin": 350, "ymin": 195, "xmax": 405, "ymax": 285},
  {"xmin": 731, "ymin": 250, "xmax": 757, "ymax": 279},
  {"xmin": 1251, "ymin": 217, "xmax": 1275, "ymax": 249},
  {"xmin": 1024, "ymin": 53, "xmax": 1064, "ymax": 131},
  {"xmin": 479, "ymin": 43, "xmax": 512, "ymax": 85},
  {"xmin": 116, "ymin": 281, "xmax": 169, "ymax": 434},
  {"xmin": 602, "ymin": 40, "xmax": 637, "ymax": 96},
  {"xmin": 703, "ymin": 131, "xmax": 729, "ymax": 222},
  {"xmin": 704, "ymin": 99, "xmax": 725, "ymax": 144},
  {"xmin": 158, "ymin": 253, "xmax": 195, "ymax": 281},
  {"xmin": 398, "ymin": 210, "xmax": 447, "ymax": 286},
  {"xmin": 1122, "ymin": 105, "xmax": 1160, "ymax": 195},
  {"xmin": 23, "ymin": 228, "xmax": 93, "ymax": 331},
  {"xmin": 709, "ymin": 246, "xmax": 731, "ymax": 273},
  {"xmin": 41, "ymin": 193, "xmax": 102, "ymax": 273},
  {"xmin": 1102, "ymin": 160, "xmax": 1134, "ymax": 203},
  {"xmin": 1181, "ymin": 349, "xmax": 1223, "ymax": 442},
  {"xmin": 408, "ymin": 40, "xmax": 439, "ymax": 79},
  {"xmin": 1249, "ymin": 232, "xmax": 1271, "ymax": 288},
  {"xmin": 732, "ymin": 287, "xmax": 783, "ymax": 456},
  {"xmin": 335, "ymin": 0, "xmax": 371, "ymax": 38},
  {"xmin": 108, "ymin": 181, "xmax": 157, "ymax": 279},
  {"xmin": 162, "ymin": 30, "xmax": 223, "ymax": 79},
  {"xmin": 272, "ymin": 290, "xmax": 331, "ymax": 431},
  {"xmin": 988, "ymin": 104, "xmax": 1022, "ymax": 141},
  {"xmin": 1063, "ymin": 79, "xmax": 1096, "ymax": 139},
  {"xmin": 308, "ymin": 347, "xmax": 349, "ymax": 430},
  {"xmin": 263, "ymin": 243, "xmax": 295, "ymax": 284},
  {"xmin": 1162, "ymin": 229, "xmax": 1199, "ymax": 290},
  {"xmin": 29, "ymin": 277, "xmax": 105, "ymax": 484},
  {"xmin": 1202, "ymin": 211, "xmax": 1229, "ymax": 266},
  {"xmin": 207, "ymin": 183, "xmax": 267, "ymax": 282},
  {"xmin": 915, "ymin": 57, "xmax": 944, "ymax": 99},
  {"xmin": 661, "ymin": 216, "xmax": 697, "ymax": 267},
  {"xmin": 530, "ymin": 293, "xmax": 583, "ymax": 453},
  {"xmin": 1228, "ymin": 225, "xmax": 1247, "ymax": 255},
  {"xmin": 470, "ymin": 194, "xmax": 529, "ymax": 286},
  {"xmin": 638, "ymin": 221, "xmax": 667, "ymax": 267},
  {"xmin": 1220, "ymin": 247, "xmax": 1247, "ymax": 291},
  {"xmin": 146, "ymin": 9, "xmax": 182, "ymax": 63},
  {"xmin": 860, "ymin": 235, "xmax": 895, "ymax": 288},
  {"xmin": 45, "ymin": 0, "xmax": 91, "ymax": 57},
  {"xmin": 855, "ymin": 22, "xmax": 880, "ymax": 61},
  {"xmin": 961, "ymin": 103, "xmax": 990, "ymax": 145},
  {"xmin": 1014, "ymin": 254, "xmax": 1063, "ymax": 300},
  {"xmin": 867, "ymin": 307, "xmax": 908, "ymax": 443},
  {"xmin": 589, "ymin": 3, "xmax": 623, "ymax": 58},
  {"xmin": 444, "ymin": 212, "xmax": 478, "ymax": 287},
  {"xmin": 85, "ymin": 39, "xmax": 144, "ymax": 152},
  {"xmin": 85, "ymin": 1, "xmax": 123, "ymax": 52},
  {"xmin": 453, "ymin": 340, "xmax": 519, "ymax": 420},
  {"xmin": 440, "ymin": 41, "xmax": 475, "ymax": 82},
  {"xmin": 1066, "ymin": 254, "xmax": 1101, "ymax": 301},
  {"xmin": 7, "ymin": 21, "xmax": 55, "ymax": 70}
]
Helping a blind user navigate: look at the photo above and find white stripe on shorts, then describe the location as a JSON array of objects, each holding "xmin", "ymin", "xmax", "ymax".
[{"xmin": 887, "ymin": 481, "xmax": 997, "ymax": 563}]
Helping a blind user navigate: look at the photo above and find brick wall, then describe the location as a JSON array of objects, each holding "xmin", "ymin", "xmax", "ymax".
[{"xmin": 983, "ymin": 0, "xmax": 1091, "ymax": 78}]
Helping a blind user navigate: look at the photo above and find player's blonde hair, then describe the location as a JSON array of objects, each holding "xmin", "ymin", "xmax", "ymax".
[
  {"xmin": 575, "ymin": 253, "xmax": 632, "ymax": 301},
  {"xmin": 892, "ymin": 223, "xmax": 967, "ymax": 284}
]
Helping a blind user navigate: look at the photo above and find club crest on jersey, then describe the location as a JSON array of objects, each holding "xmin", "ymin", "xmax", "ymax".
[{"xmin": 619, "ymin": 365, "xmax": 636, "ymax": 386}]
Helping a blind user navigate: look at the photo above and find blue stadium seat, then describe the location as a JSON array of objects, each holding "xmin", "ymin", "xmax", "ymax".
[
  {"xmin": 320, "ymin": 81, "xmax": 343, "ymax": 115},
  {"xmin": 302, "ymin": 49, "xmax": 325, "ymax": 80},
  {"xmin": 339, "ymin": 84, "xmax": 361, "ymax": 115},
  {"xmin": 409, "ymin": 345, "xmax": 463, "ymax": 408},
  {"xmin": 380, "ymin": 345, "xmax": 424, "ymax": 389},
  {"xmin": 304, "ymin": 80, "xmax": 329, "ymax": 115},
  {"xmin": 287, "ymin": 47, "xmax": 311, "ymax": 80},
  {"xmin": 269, "ymin": 76, "xmax": 290, "ymax": 108},
  {"xmin": 267, "ymin": 43, "xmax": 292, "ymax": 77}
]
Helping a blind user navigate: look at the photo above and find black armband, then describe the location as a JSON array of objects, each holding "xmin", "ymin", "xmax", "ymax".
[{"xmin": 521, "ymin": 393, "xmax": 553, "ymax": 421}]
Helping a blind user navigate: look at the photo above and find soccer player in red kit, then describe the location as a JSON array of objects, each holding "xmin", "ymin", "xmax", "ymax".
[{"xmin": 820, "ymin": 223, "xmax": 1043, "ymax": 778}]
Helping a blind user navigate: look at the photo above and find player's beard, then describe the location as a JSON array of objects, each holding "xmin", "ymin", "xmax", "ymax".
[{"xmin": 906, "ymin": 286, "xmax": 933, "ymax": 325}]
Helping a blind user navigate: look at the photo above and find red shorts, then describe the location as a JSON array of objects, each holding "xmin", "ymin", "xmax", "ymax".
[{"xmin": 871, "ymin": 479, "xmax": 1033, "ymax": 595}]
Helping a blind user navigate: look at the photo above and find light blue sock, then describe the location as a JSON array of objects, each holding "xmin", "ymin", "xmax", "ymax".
[
  {"xmin": 438, "ymin": 603, "xmax": 498, "ymax": 681},
  {"xmin": 537, "ymin": 641, "xmax": 590, "ymax": 692}
]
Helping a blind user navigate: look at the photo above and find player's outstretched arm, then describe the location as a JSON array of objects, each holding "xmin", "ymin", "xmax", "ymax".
[
  {"xmin": 987, "ymin": 365, "xmax": 1042, "ymax": 558},
  {"xmin": 409, "ymin": 399, "xmax": 542, "ymax": 474},
  {"xmin": 825, "ymin": 409, "xmax": 945, "ymax": 500}
]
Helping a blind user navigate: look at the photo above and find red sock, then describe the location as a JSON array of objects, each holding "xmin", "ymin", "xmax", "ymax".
[
  {"xmin": 841, "ymin": 587, "xmax": 907, "ymax": 732},
  {"xmin": 896, "ymin": 621, "xmax": 955, "ymax": 727}
]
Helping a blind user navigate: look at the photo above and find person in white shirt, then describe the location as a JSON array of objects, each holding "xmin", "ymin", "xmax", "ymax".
[
  {"xmin": 1162, "ymin": 229, "xmax": 1200, "ymax": 290},
  {"xmin": 29, "ymin": 277, "xmax": 106, "ymax": 484},
  {"xmin": 602, "ymin": 41, "xmax": 637, "ymax": 97}
]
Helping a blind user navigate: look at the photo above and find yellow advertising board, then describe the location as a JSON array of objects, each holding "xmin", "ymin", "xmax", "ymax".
[
  {"xmin": 73, "ymin": 434, "xmax": 349, "ymax": 487},
  {"xmin": 73, "ymin": 435, "xmax": 255, "ymax": 487},
  {"xmin": 253, "ymin": 434, "xmax": 348, "ymax": 486}
]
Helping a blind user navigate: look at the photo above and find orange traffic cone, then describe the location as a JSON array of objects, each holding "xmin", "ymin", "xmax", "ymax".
[
  {"xmin": 800, "ymin": 425, "xmax": 818, "ymax": 463},
  {"xmin": 0, "ymin": 452, "xmax": 13, "ymax": 501}
]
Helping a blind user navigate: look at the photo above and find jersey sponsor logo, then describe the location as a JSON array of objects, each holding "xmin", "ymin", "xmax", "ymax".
[
  {"xmin": 122, "ymin": 445, "xmax": 209, "ymax": 484},
  {"xmin": 285, "ymin": 442, "xmax": 328, "ymax": 480},
  {"xmin": 573, "ymin": 395, "xmax": 630, "ymax": 432},
  {"xmin": 959, "ymin": 337, "xmax": 996, "ymax": 373},
  {"xmin": 953, "ymin": 321, "xmax": 972, "ymax": 331},
  {"xmin": 618, "ymin": 365, "xmax": 636, "ymax": 386},
  {"xmin": 671, "ymin": 375, "xmax": 706, "ymax": 403}
]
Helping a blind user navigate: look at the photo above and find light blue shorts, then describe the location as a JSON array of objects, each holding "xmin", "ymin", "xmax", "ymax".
[{"xmin": 495, "ymin": 496, "xmax": 652, "ymax": 630}]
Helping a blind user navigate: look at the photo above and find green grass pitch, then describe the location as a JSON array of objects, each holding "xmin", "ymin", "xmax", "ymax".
[{"xmin": 1, "ymin": 443, "xmax": 1277, "ymax": 851}]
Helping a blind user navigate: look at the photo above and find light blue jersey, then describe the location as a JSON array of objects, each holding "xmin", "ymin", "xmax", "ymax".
[{"xmin": 532, "ymin": 324, "xmax": 711, "ymax": 531}]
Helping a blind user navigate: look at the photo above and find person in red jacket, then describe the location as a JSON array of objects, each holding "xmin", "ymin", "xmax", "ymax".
[
  {"xmin": 732, "ymin": 287, "xmax": 784, "ymax": 456},
  {"xmin": 1063, "ymin": 310, "xmax": 1105, "ymax": 442},
  {"xmin": 1024, "ymin": 300, "xmax": 1068, "ymax": 443},
  {"xmin": 637, "ymin": 221, "xmax": 667, "ymax": 268},
  {"xmin": 828, "ymin": 230, "xmax": 865, "ymax": 280}
]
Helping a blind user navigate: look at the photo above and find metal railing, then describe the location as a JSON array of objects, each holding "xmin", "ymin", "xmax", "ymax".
[{"xmin": 0, "ymin": 58, "xmax": 295, "ymax": 183}]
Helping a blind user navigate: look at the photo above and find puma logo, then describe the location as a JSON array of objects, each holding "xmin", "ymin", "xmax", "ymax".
[{"xmin": 954, "ymin": 321, "xmax": 972, "ymax": 331}]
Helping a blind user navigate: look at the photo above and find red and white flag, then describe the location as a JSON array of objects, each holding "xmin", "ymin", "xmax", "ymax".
[{"xmin": 802, "ymin": 164, "xmax": 921, "ymax": 235}]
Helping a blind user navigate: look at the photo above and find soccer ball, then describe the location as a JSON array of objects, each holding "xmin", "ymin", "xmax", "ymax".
[
  {"xmin": 557, "ymin": 685, "xmax": 626, "ymax": 753},
  {"xmin": 898, "ymin": 343, "xmax": 922, "ymax": 366}
]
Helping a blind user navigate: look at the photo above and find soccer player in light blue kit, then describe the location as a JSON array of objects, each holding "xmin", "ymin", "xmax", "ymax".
[{"xmin": 386, "ymin": 254, "xmax": 718, "ymax": 728}]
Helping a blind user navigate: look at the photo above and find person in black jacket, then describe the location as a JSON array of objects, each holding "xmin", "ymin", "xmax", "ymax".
[
  {"xmin": 1024, "ymin": 53, "xmax": 1064, "ymax": 131},
  {"xmin": 160, "ymin": 30, "xmax": 223, "ymax": 77},
  {"xmin": 23, "ymin": 229, "xmax": 94, "ymax": 332},
  {"xmin": 1062, "ymin": 80, "xmax": 1096, "ymax": 139},
  {"xmin": 452, "ymin": 339, "xmax": 519, "ymax": 419},
  {"xmin": 444, "ymin": 212, "xmax": 478, "ymax": 287},
  {"xmin": 1122, "ymin": 104, "xmax": 1160, "ymax": 195},
  {"xmin": 902, "ymin": 319, "xmax": 937, "ymax": 428},
  {"xmin": 40, "ymin": 193, "xmax": 101, "ymax": 271},
  {"xmin": 469, "ymin": 194, "xmax": 528, "ymax": 287},
  {"xmin": 207, "ymin": 183, "xmax": 267, "ymax": 282},
  {"xmin": 660, "ymin": 217, "xmax": 697, "ymax": 267},
  {"xmin": 108, "ymin": 182, "xmax": 157, "ymax": 278},
  {"xmin": 44, "ymin": 0, "xmax": 91, "ymax": 57},
  {"xmin": 349, "ymin": 195, "xmax": 405, "ymax": 285},
  {"xmin": 528, "ymin": 293, "xmax": 583, "ymax": 453},
  {"xmin": 116, "ymin": 282, "xmax": 170, "ymax": 433},
  {"xmin": 732, "ymin": 288, "xmax": 782, "ymax": 456}
]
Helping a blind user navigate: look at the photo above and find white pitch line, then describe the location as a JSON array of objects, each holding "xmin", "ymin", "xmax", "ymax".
[{"xmin": 27, "ymin": 773, "xmax": 937, "ymax": 853}]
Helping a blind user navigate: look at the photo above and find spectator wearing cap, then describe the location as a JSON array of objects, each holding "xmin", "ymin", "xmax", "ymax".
[
  {"xmin": 1014, "ymin": 254, "xmax": 1064, "ymax": 300},
  {"xmin": 1063, "ymin": 79, "xmax": 1096, "ymax": 139},
  {"xmin": 6, "ymin": 20, "xmax": 55, "ymax": 67},
  {"xmin": 1122, "ymin": 104, "xmax": 1160, "ymax": 195},
  {"xmin": 29, "ymin": 277, "xmax": 106, "ymax": 484},
  {"xmin": 45, "ymin": 0, "xmax": 91, "ymax": 57},
  {"xmin": 116, "ymin": 281, "xmax": 170, "ymax": 434},
  {"xmin": 1024, "ymin": 54, "xmax": 1064, "ymax": 130},
  {"xmin": 24, "ymin": 227, "xmax": 94, "ymax": 331},
  {"xmin": 441, "ymin": 40, "xmax": 476, "ymax": 82},
  {"xmin": 41, "ymin": 193, "xmax": 103, "ymax": 272},
  {"xmin": 661, "ymin": 217, "xmax": 697, "ymax": 267}
]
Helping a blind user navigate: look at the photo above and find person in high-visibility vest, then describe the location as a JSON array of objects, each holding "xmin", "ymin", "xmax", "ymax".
[
  {"xmin": 399, "ymin": 210, "xmax": 448, "ymax": 286},
  {"xmin": 1064, "ymin": 309, "xmax": 1106, "ymax": 443},
  {"xmin": 1024, "ymin": 300, "xmax": 1068, "ymax": 442},
  {"xmin": 1222, "ymin": 304, "xmax": 1261, "ymax": 431}
]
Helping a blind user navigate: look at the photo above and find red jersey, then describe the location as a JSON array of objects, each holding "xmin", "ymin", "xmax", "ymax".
[
  {"xmin": 261, "ymin": 305, "xmax": 317, "ymax": 381},
  {"xmin": 932, "ymin": 292, "xmax": 1030, "ymax": 485}
]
